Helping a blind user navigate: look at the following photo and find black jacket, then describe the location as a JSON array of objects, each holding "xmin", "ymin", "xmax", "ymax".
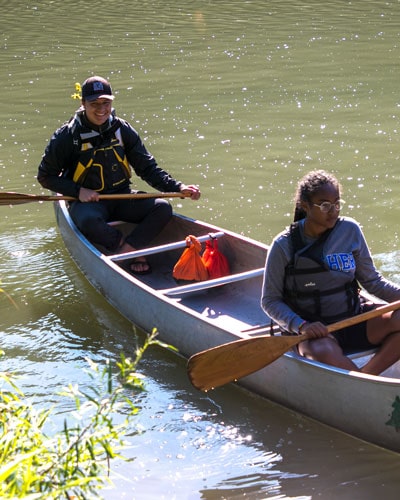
[{"xmin": 37, "ymin": 110, "xmax": 182, "ymax": 197}]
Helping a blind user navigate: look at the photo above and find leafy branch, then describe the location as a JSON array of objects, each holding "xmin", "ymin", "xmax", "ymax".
[{"xmin": 0, "ymin": 329, "xmax": 172, "ymax": 499}]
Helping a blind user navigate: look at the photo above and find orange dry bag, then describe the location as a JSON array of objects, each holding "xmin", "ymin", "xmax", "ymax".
[
  {"xmin": 173, "ymin": 235, "xmax": 209, "ymax": 282},
  {"xmin": 202, "ymin": 237, "xmax": 230, "ymax": 279}
]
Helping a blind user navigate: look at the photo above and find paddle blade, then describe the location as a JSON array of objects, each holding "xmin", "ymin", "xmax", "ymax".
[{"xmin": 187, "ymin": 334, "xmax": 307, "ymax": 391}]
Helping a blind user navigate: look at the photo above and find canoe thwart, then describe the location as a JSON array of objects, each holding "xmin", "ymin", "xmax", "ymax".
[
  {"xmin": 160, "ymin": 268, "xmax": 264, "ymax": 296},
  {"xmin": 109, "ymin": 231, "xmax": 225, "ymax": 262}
]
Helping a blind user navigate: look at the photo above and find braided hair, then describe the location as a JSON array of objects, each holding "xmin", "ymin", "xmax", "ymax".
[{"xmin": 293, "ymin": 170, "xmax": 341, "ymax": 222}]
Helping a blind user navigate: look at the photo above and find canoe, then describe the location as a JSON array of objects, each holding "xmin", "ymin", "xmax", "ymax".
[{"xmin": 54, "ymin": 200, "xmax": 400, "ymax": 453}]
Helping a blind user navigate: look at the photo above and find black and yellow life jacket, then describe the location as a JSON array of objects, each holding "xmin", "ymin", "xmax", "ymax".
[
  {"xmin": 283, "ymin": 222, "xmax": 360, "ymax": 324},
  {"xmin": 68, "ymin": 114, "xmax": 131, "ymax": 192}
]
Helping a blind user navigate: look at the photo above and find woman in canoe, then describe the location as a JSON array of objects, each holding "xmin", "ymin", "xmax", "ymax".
[
  {"xmin": 37, "ymin": 75, "xmax": 200, "ymax": 275},
  {"xmin": 261, "ymin": 169, "xmax": 400, "ymax": 375}
]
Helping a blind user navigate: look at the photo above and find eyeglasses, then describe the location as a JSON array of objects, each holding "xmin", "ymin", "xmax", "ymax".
[{"xmin": 312, "ymin": 200, "xmax": 344, "ymax": 213}]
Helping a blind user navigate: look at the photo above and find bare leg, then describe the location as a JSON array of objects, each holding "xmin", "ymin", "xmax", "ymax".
[
  {"xmin": 361, "ymin": 311, "xmax": 400, "ymax": 374},
  {"xmin": 298, "ymin": 336, "xmax": 360, "ymax": 371},
  {"xmin": 361, "ymin": 332, "xmax": 400, "ymax": 375}
]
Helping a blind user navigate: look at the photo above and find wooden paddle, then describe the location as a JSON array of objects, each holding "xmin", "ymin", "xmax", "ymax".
[
  {"xmin": 0, "ymin": 191, "xmax": 190, "ymax": 206},
  {"xmin": 187, "ymin": 299, "xmax": 400, "ymax": 391}
]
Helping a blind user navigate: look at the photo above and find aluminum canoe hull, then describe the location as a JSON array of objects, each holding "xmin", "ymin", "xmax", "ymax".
[{"xmin": 54, "ymin": 201, "xmax": 400, "ymax": 453}]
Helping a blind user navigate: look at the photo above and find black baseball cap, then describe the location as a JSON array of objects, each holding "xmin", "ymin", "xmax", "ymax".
[{"xmin": 81, "ymin": 76, "xmax": 115, "ymax": 102}]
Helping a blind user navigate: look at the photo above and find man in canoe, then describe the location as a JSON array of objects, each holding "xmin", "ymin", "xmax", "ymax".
[
  {"xmin": 261, "ymin": 169, "xmax": 400, "ymax": 375},
  {"xmin": 37, "ymin": 75, "xmax": 200, "ymax": 275}
]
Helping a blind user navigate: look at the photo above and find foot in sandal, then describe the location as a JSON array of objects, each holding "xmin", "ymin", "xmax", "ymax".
[{"xmin": 130, "ymin": 258, "xmax": 152, "ymax": 275}]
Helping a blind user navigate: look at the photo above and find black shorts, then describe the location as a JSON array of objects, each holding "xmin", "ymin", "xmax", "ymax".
[{"xmin": 331, "ymin": 303, "xmax": 379, "ymax": 354}]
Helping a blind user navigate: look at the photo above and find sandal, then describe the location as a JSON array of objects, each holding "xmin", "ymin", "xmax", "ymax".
[{"xmin": 130, "ymin": 258, "xmax": 152, "ymax": 275}]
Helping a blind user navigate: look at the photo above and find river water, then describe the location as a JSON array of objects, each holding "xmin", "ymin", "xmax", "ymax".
[{"xmin": 1, "ymin": 1, "xmax": 400, "ymax": 498}]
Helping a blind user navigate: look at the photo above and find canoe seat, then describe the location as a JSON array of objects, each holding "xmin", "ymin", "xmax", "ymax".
[
  {"xmin": 109, "ymin": 231, "xmax": 225, "ymax": 262},
  {"xmin": 160, "ymin": 267, "xmax": 264, "ymax": 296},
  {"xmin": 348, "ymin": 348, "xmax": 377, "ymax": 360}
]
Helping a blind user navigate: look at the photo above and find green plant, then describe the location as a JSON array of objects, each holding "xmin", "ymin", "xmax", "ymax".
[{"xmin": 0, "ymin": 329, "xmax": 171, "ymax": 499}]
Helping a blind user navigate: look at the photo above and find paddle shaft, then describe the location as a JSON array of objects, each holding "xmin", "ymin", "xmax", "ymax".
[
  {"xmin": 0, "ymin": 191, "xmax": 189, "ymax": 206},
  {"xmin": 187, "ymin": 299, "xmax": 400, "ymax": 391},
  {"xmin": 242, "ymin": 302, "xmax": 392, "ymax": 335}
]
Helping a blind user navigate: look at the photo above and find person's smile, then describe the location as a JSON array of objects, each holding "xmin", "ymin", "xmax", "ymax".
[{"xmin": 84, "ymin": 99, "xmax": 112, "ymax": 126}]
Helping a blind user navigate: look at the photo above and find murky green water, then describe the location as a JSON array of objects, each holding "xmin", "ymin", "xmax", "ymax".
[{"xmin": 1, "ymin": 1, "xmax": 400, "ymax": 498}]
